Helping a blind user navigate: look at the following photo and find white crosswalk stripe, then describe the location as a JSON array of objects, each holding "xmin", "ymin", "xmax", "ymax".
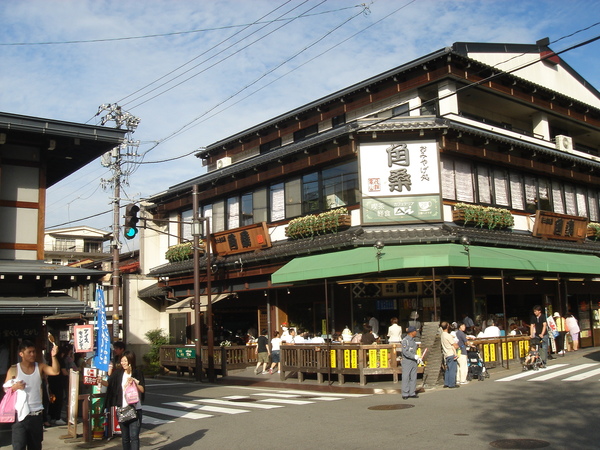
[
  {"xmin": 142, "ymin": 389, "xmax": 369, "ymax": 422},
  {"xmin": 495, "ymin": 363, "xmax": 600, "ymax": 382}
]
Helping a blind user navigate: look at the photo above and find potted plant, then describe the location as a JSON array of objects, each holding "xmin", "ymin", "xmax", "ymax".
[
  {"xmin": 452, "ymin": 203, "xmax": 513, "ymax": 230},
  {"xmin": 165, "ymin": 242, "xmax": 198, "ymax": 262},
  {"xmin": 286, "ymin": 207, "xmax": 350, "ymax": 239},
  {"xmin": 587, "ymin": 222, "xmax": 600, "ymax": 240}
]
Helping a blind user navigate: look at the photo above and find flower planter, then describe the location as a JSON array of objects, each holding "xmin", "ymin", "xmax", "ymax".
[
  {"xmin": 285, "ymin": 209, "xmax": 351, "ymax": 239},
  {"xmin": 452, "ymin": 204, "xmax": 513, "ymax": 230},
  {"xmin": 587, "ymin": 224, "xmax": 600, "ymax": 240}
]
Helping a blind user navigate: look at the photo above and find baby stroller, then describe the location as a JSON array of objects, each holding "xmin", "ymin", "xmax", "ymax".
[
  {"xmin": 522, "ymin": 337, "xmax": 545, "ymax": 371},
  {"xmin": 466, "ymin": 344, "xmax": 489, "ymax": 381}
]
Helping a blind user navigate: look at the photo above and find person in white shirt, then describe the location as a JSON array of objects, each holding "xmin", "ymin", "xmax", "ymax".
[
  {"xmin": 268, "ymin": 331, "xmax": 282, "ymax": 374},
  {"xmin": 387, "ymin": 317, "xmax": 403, "ymax": 344},
  {"xmin": 368, "ymin": 314, "xmax": 379, "ymax": 337},
  {"xmin": 482, "ymin": 320, "xmax": 501, "ymax": 337}
]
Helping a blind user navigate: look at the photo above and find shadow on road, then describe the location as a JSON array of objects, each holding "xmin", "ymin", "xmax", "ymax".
[{"xmin": 158, "ymin": 428, "xmax": 207, "ymax": 449}]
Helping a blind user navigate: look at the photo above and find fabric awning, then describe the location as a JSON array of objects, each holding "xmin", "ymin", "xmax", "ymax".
[
  {"xmin": 271, "ymin": 243, "xmax": 600, "ymax": 284},
  {"xmin": 0, "ymin": 296, "xmax": 93, "ymax": 315},
  {"xmin": 166, "ymin": 294, "xmax": 235, "ymax": 313}
]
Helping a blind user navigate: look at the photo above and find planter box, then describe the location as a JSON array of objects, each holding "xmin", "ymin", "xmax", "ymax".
[{"xmin": 285, "ymin": 214, "xmax": 351, "ymax": 239}]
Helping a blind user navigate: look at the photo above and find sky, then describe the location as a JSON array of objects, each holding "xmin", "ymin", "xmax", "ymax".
[{"xmin": 1, "ymin": 0, "xmax": 600, "ymax": 252}]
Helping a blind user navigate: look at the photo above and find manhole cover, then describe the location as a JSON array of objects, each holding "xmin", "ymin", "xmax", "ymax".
[
  {"xmin": 368, "ymin": 404, "xmax": 415, "ymax": 410},
  {"xmin": 489, "ymin": 439, "xmax": 550, "ymax": 449},
  {"xmin": 228, "ymin": 398, "xmax": 258, "ymax": 402}
]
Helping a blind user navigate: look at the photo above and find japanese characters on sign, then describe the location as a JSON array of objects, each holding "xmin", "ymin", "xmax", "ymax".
[
  {"xmin": 359, "ymin": 141, "xmax": 441, "ymax": 224},
  {"xmin": 532, "ymin": 210, "xmax": 588, "ymax": 242},
  {"xmin": 93, "ymin": 287, "xmax": 110, "ymax": 371},
  {"xmin": 73, "ymin": 324, "xmax": 94, "ymax": 353},
  {"xmin": 83, "ymin": 368, "xmax": 98, "ymax": 385},
  {"xmin": 212, "ymin": 222, "xmax": 272, "ymax": 256}
]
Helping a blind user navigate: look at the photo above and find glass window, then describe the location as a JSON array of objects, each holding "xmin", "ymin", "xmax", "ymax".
[
  {"xmin": 285, "ymin": 178, "xmax": 302, "ymax": 217},
  {"xmin": 455, "ymin": 160, "xmax": 474, "ymax": 202},
  {"xmin": 441, "ymin": 158, "xmax": 456, "ymax": 200},
  {"xmin": 476, "ymin": 165, "xmax": 491, "ymax": 204},
  {"xmin": 509, "ymin": 172, "xmax": 524, "ymax": 210},
  {"xmin": 293, "ymin": 124, "xmax": 318, "ymax": 142},
  {"xmin": 253, "ymin": 188, "xmax": 268, "ymax": 223},
  {"xmin": 270, "ymin": 183, "xmax": 285, "ymax": 221},
  {"xmin": 332, "ymin": 113, "xmax": 346, "ymax": 128},
  {"xmin": 564, "ymin": 184, "xmax": 577, "ymax": 215},
  {"xmin": 241, "ymin": 192, "xmax": 253, "ymax": 226},
  {"xmin": 259, "ymin": 138, "xmax": 281, "ymax": 154},
  {"xmin": 493, "ymin": 168, "xmax": 510, "ymax": 206},
  {"xmin": 181, "ymin": 209, "xmax": 193, "ymax": 242},
  {"xmin": 302, "ymin": 172, "xmax": 320, "ymax": 213},
  {"xmin": 212, "ymin": 200, "xmax": 225, "ymax": 233},
  {"xmin": 202, "ymin": 204, "xmax": 213, "ymax": 237},
  {"xmin": 392, "ymin": 103, "xmax": 409, "ymax": 117},
  {"xmin": 551, "ymin": 181, "xmax": 564, "ymax": 214},
  {"xmin": 524, "ymin": 176, "xmax": 537, "ymax": 212},
  {"xmin": 322, "ymin": 160, "xmax": 358, "ymax": 209},
  {"xmin": 588, "ymin": 189, "xmax": 599, "ymax": 222},
  {"xmin": 227, "ymin": 196, "xmax": 240, "ymax": 230},
  {"xmin": 576, "ymin": 187, "xmax": 588, "ymax": 217},
  {"xmin": 538, "ymin": 178, "xmax": 551, "ymax": 211}
]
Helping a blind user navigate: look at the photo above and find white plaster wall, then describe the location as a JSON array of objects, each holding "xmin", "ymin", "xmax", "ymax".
[{"xmin": 468, "ymin": 52, "xmax": 600, "ymax": 108}]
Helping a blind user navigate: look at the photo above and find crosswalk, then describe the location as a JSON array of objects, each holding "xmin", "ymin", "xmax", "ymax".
[
  {"xmin": 141, "ymin": 389, "xmax": 368, "ymax": 424},
  {"xmin": 495, "ymin": 363, "xmax": 600, "ymax": 383}
]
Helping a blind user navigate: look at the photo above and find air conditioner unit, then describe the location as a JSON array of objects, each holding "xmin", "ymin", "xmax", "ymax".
[
  {"xmin": 216, "ymin": 157, "xmax": 232, "ymax": 169},
  {"xmin": 555, "ymin": 135, "xmax": 573, "ymax": 152}
]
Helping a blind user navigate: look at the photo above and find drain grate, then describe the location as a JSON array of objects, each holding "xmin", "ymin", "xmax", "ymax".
[
  {"xmin": 228, "ymin": 398, "xmax": 258, "ymax": 402},
  {"xmin": 489, "ymin": 439, "xmax": 550, "ymax": 449},
  {"xmin": 368, "ymin": 404, "xmax": 415, "ymax": 410}
]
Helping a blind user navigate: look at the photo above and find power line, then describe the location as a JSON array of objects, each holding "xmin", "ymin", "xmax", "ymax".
[{"xmin": 0, "ymin": 4, "xmax": 361, "ymax": 46}]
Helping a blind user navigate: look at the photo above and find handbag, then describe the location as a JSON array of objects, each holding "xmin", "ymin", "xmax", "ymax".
[
  {"xmin": 0, "ymin": 388, "xmax": 17, "ymax": 423},
  {"xmin": 116, "ymin": 405, "xmax": 138, "ymax": 423},
  {"xmin": 125, "ymin": 381, "xmax": 139, "ymax": 405}
]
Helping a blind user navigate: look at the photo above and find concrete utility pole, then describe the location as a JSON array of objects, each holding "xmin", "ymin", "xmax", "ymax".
[{"xmin": 98, "ymin": 103, "xmax": 140, "ymax": 342}]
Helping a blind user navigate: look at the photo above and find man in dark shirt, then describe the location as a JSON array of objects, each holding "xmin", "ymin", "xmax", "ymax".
[
  {"xmin": 361, "ymin": 325, "xmax": 377, "ymax": 345},
  {"xmin": 530, "ymin": 305, "xmax": 548, "ymax": 365},
  {"xmin": 254, "ymin": 329, "xmax": 270, "ymax": 375}
]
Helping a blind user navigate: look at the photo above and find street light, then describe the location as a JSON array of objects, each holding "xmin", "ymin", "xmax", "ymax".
[
  {"xmin": 460, "ymin": 235, "xmax": 471, "ymax": 269},
  {"xmin": 374, "ymin": 240, "xmax": 385, "ymax": 272}
]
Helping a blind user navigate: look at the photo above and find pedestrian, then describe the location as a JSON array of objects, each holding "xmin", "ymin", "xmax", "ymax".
[
  {"xmin": 387, "ymin": 317, "xmax": 402, "ymax": 344},
  {"xmin": 553, "ymin": 312, "xmax": 566, "ymax": 355},
  {"xmin": 268, "ymin": 331, "xmax": 281, "ymax": 374},
  {"xmin": 367, "ymin": 313, "xmax": 379, "ymax": 337},
  {"xmin": 361, "ymin": 325, "xmax": 377, "ymax": 345},
  {"xmin": 47, "ymin": 345, "xmax": 69, "ymax": 426},
  {"xmin": 4, "ymin": 339, "xmax": 61, "ymax": 450},
  {"xmin": 455, "ymin": 323, "xmax": 469, "ymax": 385},
  {"xmin": 254, "ymin": 329, "xmax": 270, "ymax": 374},
  {"xmin": 408, "ymin": 311, "xmax": 421, "ymax": 338},
  {"xmin": 0, "ymin": 337, "xmax": 9, "ymax": 402},
  {"xmin": 482, "ymin": 319, "xmax": 501, "ymax": 337},
  {"xmin": 440, "ymin": 321, "xmax": 459, "ymax": 389},
  {"xmin": 401, "ymin": 326, "xmax": 422, "ymax": 399},
  {"xmin": 462, "ymin": 313, "xmax": 475, "ymax": 332},
  {"xmin": 108, "ymin": 341, "xmax": 126, "ymax": 376},
  {"xmin": 565, "ymin": 314, "xmax": 580, "ymax": 351},
  {"xmin": 530, "ymin": 305, "xmax": 549, "ymax": 364},
  {"xmin": 102, "ymin": 350, "xmax": 145, "ymax": 450}
]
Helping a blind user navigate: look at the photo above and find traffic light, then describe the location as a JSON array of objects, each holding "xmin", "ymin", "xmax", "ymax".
[{"xmin": 124, "ymin": 203, "xmax": 140, "ymax": 240}]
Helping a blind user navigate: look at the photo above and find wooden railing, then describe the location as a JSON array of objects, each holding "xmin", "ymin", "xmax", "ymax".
[
  {"xmin": 467, "ymin": 335, "xmax": 532, "ymax": 368},
  {"xmin": 280, "ymin": 343, "xmax": 425, "ymax": 386},
  {"xmin": 160, "ymin": 344, "xmax": 257, "ymax": 377}
]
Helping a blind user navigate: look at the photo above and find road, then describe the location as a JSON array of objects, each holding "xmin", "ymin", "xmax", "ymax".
[{"xmin": 2, "ymin": 349, "xmax": 598, "ymax": 449}]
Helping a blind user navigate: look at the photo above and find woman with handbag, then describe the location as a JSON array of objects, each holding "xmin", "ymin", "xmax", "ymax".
[{"xmin": 102, "ymin": 350, "xmax": 145, "ymax": 450}]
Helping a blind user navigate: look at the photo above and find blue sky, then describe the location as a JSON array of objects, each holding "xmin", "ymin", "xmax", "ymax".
[{"xmin": 1, "ymin": 0, "xmax": 599, "ymax": 251}]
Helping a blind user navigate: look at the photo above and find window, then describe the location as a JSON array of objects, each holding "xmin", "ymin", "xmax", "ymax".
[
  {"xmin": 552, "ymin": 181, "xmax": 565, "ymax": 214},
  {"xmin": 293, "ymin": 124, "xmax": 318, "ymax": 142},
  {"xmin": 270, "ymin": 183, "xmax": 285, "ymax": 221},
  {"xmin": 227, "ymin": 196, "xmax": 240, "ymax": 230},
  {"xmin": 241, "ymin": 192, "xmax": 253, "ymax": 226},
  {"xmin": 253, "ymin": 188, "xmax": 268, "ymax": 223},
  {"xmin": 181, "ymin": 209, "xmax": 193, "ymax": 242},
  {"xmin": 509, "ymin": 173, "xmax": 524, "ymax": 210},
  {"xmin": 321, "ymin": 161, "xmax": 358, "ymax": 209},
  {"xmin": 392, "ymin": 103, "xmax": 409, "ymax": 117},
  {"xmin": 302, "ymin": 172, "xmax": 320, "ymax": 213},
  {"xmin": 54, "ymin": 238, "xmax": 75, "ymax": 252},
  {"xmin": 285, "ymin": 178, "xmax": 302, "ymax": 217},
  {"xmin": 332, "ymin": 113, "xmax": 346, "ymax": 128},
  {"xmin": 84, "ymin": 241, "xmax": 102, "ymax": 253},
  {"xmin": 476, "ymin": 165, "xmax": 491, "ymax": 204},
  {"xmin": 492, "ymin": 168, "xmax": 510, "ymax": 206},
  {"xmin": 212, "ymin": 200, "xmax": 225, "ymax": 232},
  {"xmin": 259, "ymin": 138, "xmax": 281, "ymax": 154}
]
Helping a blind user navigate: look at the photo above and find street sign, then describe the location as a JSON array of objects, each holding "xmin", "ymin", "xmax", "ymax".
[{"xmin": 176, "ymin": 347, "xmax": 196, "ymax": 358}]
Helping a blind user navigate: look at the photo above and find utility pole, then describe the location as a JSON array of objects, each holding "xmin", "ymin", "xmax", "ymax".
[{"xmin": 98, "ymin": 103, "xmax": 140, "ymax": 342}]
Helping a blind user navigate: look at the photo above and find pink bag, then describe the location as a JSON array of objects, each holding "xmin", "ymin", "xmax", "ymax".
[
  {"xmin": 0, "ymin": 388, "xmax": 17, "ymax": 423},
  {"xmin": 124, "ymin": 381, "xmax": 139, "ymax": 405}
]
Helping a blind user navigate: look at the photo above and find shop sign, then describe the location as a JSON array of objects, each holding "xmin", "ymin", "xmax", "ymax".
[
  {"xmin": 83, "ymin": 368, "xmax": 98, "ymax": 385},
  {"xmin": 212, "ymin": 222, "xmax": 272, "ymax": 256},
  {"xmin": 73, "ymin": 325, "xmax": 94, "ymax": 353},
  {"xmin": 532, "ymin": 210, "xmax": 588, "ymax": 242},
  {"xmin": 359, "ymin": 141, "xmax": 442, "ymax": 224},
  {"xmin": 176, "ymin": 347, "xmax": 195, "ymax": 359}
]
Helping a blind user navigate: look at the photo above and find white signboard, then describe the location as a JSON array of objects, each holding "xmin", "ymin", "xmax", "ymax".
[{"xmin": 359, "ymin": 141, "xmax": 442, "ymax": 224}]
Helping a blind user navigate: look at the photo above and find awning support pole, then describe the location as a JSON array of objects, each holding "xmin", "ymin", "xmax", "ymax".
[{"xmin": 501, "ymin": 269, "xmax": 509, "ymax": 370}]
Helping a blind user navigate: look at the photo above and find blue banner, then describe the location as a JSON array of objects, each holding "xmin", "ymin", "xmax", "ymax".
[{"xmin": 93, "ymin": 286, "xmax": 110, "ymax": 372}]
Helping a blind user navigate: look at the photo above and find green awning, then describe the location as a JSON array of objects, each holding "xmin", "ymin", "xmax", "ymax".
[{"xmin": 271, "ymin": 243, "xmax": 600, "ymax": 284}]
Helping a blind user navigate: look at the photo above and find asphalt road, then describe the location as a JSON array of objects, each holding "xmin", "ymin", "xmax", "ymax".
[{"xmin": 2, "ymin": 349, "xmax": 598, "ymax": 449}]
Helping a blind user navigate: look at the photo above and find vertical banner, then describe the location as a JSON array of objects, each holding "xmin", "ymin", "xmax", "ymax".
[{"xmin": 94, "ymin": 286, "xmax": 110, "ymax": 372}]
